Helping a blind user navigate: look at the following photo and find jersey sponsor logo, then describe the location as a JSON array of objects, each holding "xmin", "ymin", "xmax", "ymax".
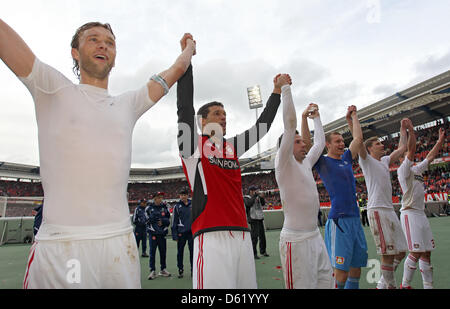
[
  {"xmin": 338, "ymin": 161, "xmax": 349, "ymax": 167},
  {"xmin": 336, "ymin": 256, "xmax": 345, "ymax": 265},
  {"xmin": 414, "ymin": 175, "xmax": 424, "ymax": 183},
  {"xmin": 207, "ymin": 156, "xmax": 239, "ymax": 170}
]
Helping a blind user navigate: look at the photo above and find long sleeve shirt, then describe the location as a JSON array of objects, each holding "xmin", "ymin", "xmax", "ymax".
[{"xmin": 275, "ymin": 85, "xmax": 325, "ymax": 231}]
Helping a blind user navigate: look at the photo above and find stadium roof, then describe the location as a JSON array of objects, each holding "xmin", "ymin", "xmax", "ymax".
[
  {"xmin": 327, "ymin": 69, "xmax": 450, "ymax": 141},
  {"xmin": 1, "ymin": 69, "xmax": 449, "ymax": 181}
]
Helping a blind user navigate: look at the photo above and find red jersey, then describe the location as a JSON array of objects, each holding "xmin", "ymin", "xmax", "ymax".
[
  {"xmin": 181, "ymin": 136, "xmax": 249, "ymax": 237},
  {"xmin": 177, "ymin": 65, "xmax": 281, "ymax": 238}
]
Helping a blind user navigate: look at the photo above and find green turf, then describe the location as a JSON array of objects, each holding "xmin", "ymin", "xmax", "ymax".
[{"xmin": 1, "ymin": 217, "xmax": 449, "ymax": 289}]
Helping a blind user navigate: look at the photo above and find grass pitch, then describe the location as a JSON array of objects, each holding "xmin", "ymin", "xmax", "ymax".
[{"xmin": 1, "ymin": 217, "xmax": 448, "ymax": 289}]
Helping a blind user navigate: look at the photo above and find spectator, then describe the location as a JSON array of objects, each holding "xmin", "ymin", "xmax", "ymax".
[
  {"xmin": 146, "ymin": 192, "xmax": 171, "ymax": 280},
  {"xmin": 244, "ymin": 185, "xmax": 269, "ymax": 259},
  {"xmin": 32, "ymin": 201, "xmax": 44, "ymax": 236},
  {"xmin": 132, "ymin": 199, "xmax": 149, "ymax": 257},
  {"xmin": 171, "ymin": 187, "xmax": 193, "ymax": 278}
]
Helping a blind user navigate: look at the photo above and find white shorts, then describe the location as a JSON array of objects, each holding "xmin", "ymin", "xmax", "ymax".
[
  {"xmin": 279, "ymin": 228, "xmax": 334, "ymax": 289},
  {"xmin": 400, "ymin": 210, "xmax": 435, "ymax": 252},
  {"xmin": 23, "ymin": 232, "xmax": 141, "ymax": 289},
  {"xmin": 368, "ymin": 208, "xmax": 408, "ymax": 256},
  {"xmin": 193, "ymin": 230, "xmax": 257, "ymax": 289}
]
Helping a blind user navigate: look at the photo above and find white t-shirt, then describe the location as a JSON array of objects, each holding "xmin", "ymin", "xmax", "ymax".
[
  {"xmin": 398, "ymin": 157, "xmax": 429, "ymax": 211},
  {"xmin": 358, "ymin": 154, "xmax": 393, "ymax": 210},
  {"xmin": 19, "ymin": 58, "xmax": 154, "ymax": 235},
  {"xmin": 275, "ymin": 85, "xmax": 325, "ymax": 232}
]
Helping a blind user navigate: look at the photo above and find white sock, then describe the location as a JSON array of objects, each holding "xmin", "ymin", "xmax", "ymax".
[
  {"xmin": 393, "ymin": 258, "xmax": 401, "ymax": 271},
  {"xmin": 402, "ymin": 255, "xmax": 418, "ymax": 287},
  {"xmin": 419, "ymin": 259, "xmax": 433, "ymax": 289},
  {"xmin": 381, "ymin": 263, "xmax": 396, "ymax": 289},
  {"xmin": 377, "ymin": 275, "xmax": 387, "ymax": 289}
]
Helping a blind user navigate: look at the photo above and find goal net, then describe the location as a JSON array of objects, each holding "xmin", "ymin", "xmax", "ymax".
[{"xmin": 0, "ymin": 196, "xmax": 43, "ymax": 246}]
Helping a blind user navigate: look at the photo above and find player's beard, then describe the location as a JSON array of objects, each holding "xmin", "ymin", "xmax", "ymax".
[{"xmin": 80, "ymin": 56, "xmax": 114, "ymax": 80}]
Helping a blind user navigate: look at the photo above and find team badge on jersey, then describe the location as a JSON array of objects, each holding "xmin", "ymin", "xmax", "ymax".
[
  {"xmin": 225, "ymin": 144, "xmax": 234, "ymax": 157},
  {"xmin": 336, "ymin": 256, "xmax": 345, "ymax": 265}
]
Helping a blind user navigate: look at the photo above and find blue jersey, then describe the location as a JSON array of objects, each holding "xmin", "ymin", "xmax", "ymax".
[{"xmin": 314, "ymin": 149, "xmax": 359, "ymax": 219}]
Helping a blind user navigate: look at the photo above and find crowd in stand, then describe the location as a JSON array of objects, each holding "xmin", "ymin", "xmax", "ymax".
[
  {"xmin": 0, "ymin": 180, "xmax": 43, "ymax": 197},
  {"xmin": 1, "ymin": 123, "xmax": 448, "ymax": 215}
]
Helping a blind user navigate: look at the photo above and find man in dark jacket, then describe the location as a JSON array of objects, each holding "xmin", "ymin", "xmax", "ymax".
[
  {"xmin": 244, "ymin": 185, "xmax": 269, "ymax": 259},
  {"xmin": 133, "ymin": 199, "xmax": 149, "ymax": 257},
  {"xmin": 172, "ymin": 187, "xmax": 193, "ymax": 278},
  {"xmin": 146, "ymin": 192, "xmax": 171, "ymax": 279},
  {"xmin": 32, "ymin": 201, "xmax": 44, "ymax": 236}
]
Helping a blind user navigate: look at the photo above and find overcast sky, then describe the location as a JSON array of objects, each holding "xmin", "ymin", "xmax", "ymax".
[{"xmin": 1, "ymin": 0, "xmax": 449, "ymax": 168}]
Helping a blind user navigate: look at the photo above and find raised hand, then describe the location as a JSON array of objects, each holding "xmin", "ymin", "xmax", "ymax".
[
  {"xmin": 400, "ymin": 118, "xmax": 411, "ymax": 129},
  {"xmin": 438, "ymin": 127, "xmax": 445, "ymax": 142},
  {"xmin": 180, "ymin": 33, "xmax": 196, "ymax": 55},
  {"xmin": 303, "ymin": 103, "xmax": 319, "ymax": 119},
  {"xmin": 274, "ymin": 73, "xmax": 292, "ymax": 88},
  {"xmin": 346, "ymin": 105, "xmax": 357, "ymax": 120}
]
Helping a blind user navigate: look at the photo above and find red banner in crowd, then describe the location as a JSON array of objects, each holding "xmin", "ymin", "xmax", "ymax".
[{"xmin": 318, "ymin": 192, "xmax": 448, "ymax": 207}]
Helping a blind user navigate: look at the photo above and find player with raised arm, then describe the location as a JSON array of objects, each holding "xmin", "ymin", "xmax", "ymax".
[
  {"xmin": 358, "ymin": 118, "xmax": 410, "ymax": 289},
  {"xmin": 275, "ymin": 76, "xmax": 333, "ymax": 289},
  {"xmin": 0, "ymin": 18, "xmax": 195, "ymax": 288},
  {"xmin": 176, "ymin": 46, "xmax": 283, "ymax": 288},
  {"xmin": 398, "ymin": 126, "xmax": 445, "ymax": 289},
  {"xmin": 313, "ymin": 105, "xmax": 368, "ymax": 289}
]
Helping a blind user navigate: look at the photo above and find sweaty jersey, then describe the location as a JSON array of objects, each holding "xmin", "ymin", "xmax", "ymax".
[
  {"xmin": 358, "ymin": 155, "xmax": 393, "ymax": 210},
  {"xmin": 314, "ymin": 150, "xmax": 359, "ymax": 219},
  {"xmin": 177, "ymin": 65, "xmax": 281, "ymax": 238},
  {"xmin": 19, "ymin": 58, "xmax": 154, "ymax": 239},
  {"xmin": 275, "ymin": 85, "xmax": 325, "ymax": 231},
  {"xmin": 398, "ymin": 158, "xmax": 429, "ymax": 211}
]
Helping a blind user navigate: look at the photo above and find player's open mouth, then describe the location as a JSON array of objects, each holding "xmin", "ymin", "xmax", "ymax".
[{"xmin": 94, "ymin": 54, "xmax": 108, "ymax": 61}]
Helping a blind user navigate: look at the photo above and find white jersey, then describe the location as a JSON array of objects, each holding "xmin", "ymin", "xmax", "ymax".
[
  {"xmin": 398, "ymin": 158, "xmax": 429, "ymax": 211},
  {"xmin": 19, "ymin": 58, "xmax": 154, "ymax": 239},
  {"xmin": 275, "ymin": 85, "xmax": 325, "ymax": 232},
  {"xmin": 358, "ymin": 155, "xmax": 393, "ymax": 210}
]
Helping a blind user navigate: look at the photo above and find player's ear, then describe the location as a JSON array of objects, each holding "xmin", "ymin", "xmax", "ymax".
[{"xmin": 71, "ymin": 48, "xmax": 80, "ymax": 62}]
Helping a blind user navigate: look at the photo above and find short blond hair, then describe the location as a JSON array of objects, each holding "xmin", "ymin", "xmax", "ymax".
[
  {"xmin": 325, "ymin": 132, "xmax": 342, "ymax": 143},
  {"xmin": 364, "ymin": 136, "xmax": 379, "ymax": 153}
]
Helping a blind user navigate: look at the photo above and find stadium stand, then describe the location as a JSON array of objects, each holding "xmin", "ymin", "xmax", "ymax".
[{"xmin": 0, "ymin": 122, "xmax": 448, "ymax": 217}]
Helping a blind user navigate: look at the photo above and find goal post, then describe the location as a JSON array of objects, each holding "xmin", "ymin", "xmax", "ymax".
[{"xmin": 0, "ymin": 196, "xmax": 7, "ymax": 218}]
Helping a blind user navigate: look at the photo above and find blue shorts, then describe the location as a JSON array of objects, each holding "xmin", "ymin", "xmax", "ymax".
[{"xmin": 325, "ymin": 217, "xmax": 368, "ymax": 272}]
